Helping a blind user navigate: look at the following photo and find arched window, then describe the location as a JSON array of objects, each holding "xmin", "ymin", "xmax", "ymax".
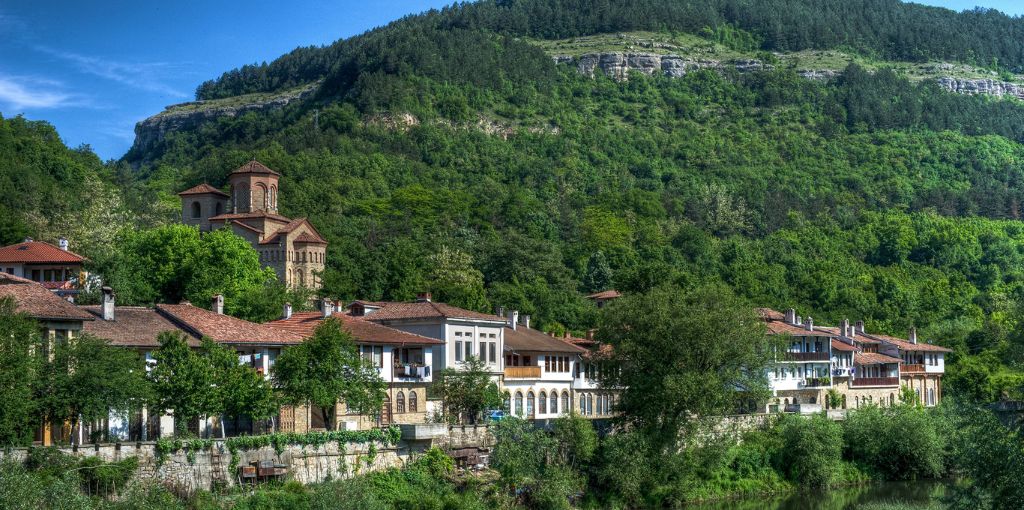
[
  {"xmin": 580, "ymin": 394, "xmax": 586, "ymax": 414},
  {"xmin": 215, "ymin": 201, "xmax": 223, "ymax": 216},
  {"xmin": 254, "ymin": 183, "xmax": 268, "ymax": 211},
  {"xmin": 587, "ymin": 394, "xmax": 593, "ymax": 416},
  {"xmin": 409, "ymin": 391, "xmax": 418, "ymax": 413},
  {"xmin": 271, "ymin": 186, "xmax": 277, "ymax": 209},
  {"xmin": 515, "ymin": 392, "xmax": 523, "ymax": 417},
  {"xmin": 562, "ymin": 392, "xmax": 570, "ymax": 414},
  {"xmin": 550, "ymin": 391, "xmax": 558, "ymax": 415},
  {"xmin": 396, "ymin": 391, "xmax": 405, "ymax": 414},
  {"xmin": 889, "ymin": 393, "xmax": 895, "ymax": 406},
  {"xmin": 539, "ymin": 391, "xmax": 547, "ymax": 414},
  {"xmin": 191, "ymin": 201, "xmax": 202, "ymax": 219},
  {"xmin": 842, "ymin": 394, "xmax": 847, "ymax": 409},
  {"xmin": 526, "ymin": 391, "xmax": 535, "ymax": 418}
]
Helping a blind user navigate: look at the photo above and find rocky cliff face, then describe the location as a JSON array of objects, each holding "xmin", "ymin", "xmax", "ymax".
[
  {"xmin": 555, "ymin": 52, "xmax": 1021, "ymax": 100},
  {"xmin": 130, "ymin": 83, "xmax": 318, "ymax": 157}
]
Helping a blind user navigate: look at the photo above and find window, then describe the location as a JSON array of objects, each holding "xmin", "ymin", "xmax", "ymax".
[
  {"xmin": 587, "ymin": 394, "xmax": 593, "ymax": 416},
  {"xmin": 360, "ymin": 345, "xmax": 383, "ymax": 367},
  {"xmin": 465, "ymin": 341, "xmax": 473, "ymax": 361},
  {"xmin": 580, "ymin": 395, "xmax": 586, "ymax": 414},
  {"xmin": 409, "ymin": 391, "xmax": 418, "ymax": 413},
  {"xmin": 489, "ymin": 342, "xmax": 496, "ymax": 363},
  {"xmin": 550, "ymin": 391, "xmax": 558, "ymax": 414},
  {"xmin": 539, "ymin": 391, "xmax": 547, "ymax": 414},
  {"xmin": 526, "ymin": 391, "xmax": 535, "ymax": 417},
  {"xmin": 515, "ymin": 392, "xmax": 524, "ymax": 416},
  {"xmin": 562, "ymin": 392, "xmax": 570, "ymax": 414},
  {"xmin": 396, "ymin": 391, "xmax": 406, "ymax": 414},
  {"xmin": 191, "ymin": 201, "xmax": 201, "ymax": 219},
  {"xmin": 455, "ymin": 341, "xmax": 463, "ymax": 362}
]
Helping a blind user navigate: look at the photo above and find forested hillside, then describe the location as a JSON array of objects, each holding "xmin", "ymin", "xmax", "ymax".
[{"xmin": 3, "ymin": 0, "xmax": 1023, "ymax": 397}]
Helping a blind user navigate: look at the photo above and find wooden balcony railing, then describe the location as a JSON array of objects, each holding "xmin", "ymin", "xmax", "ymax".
[
  {"xmin": 901, "ymin": 364, "xmax": 925, "ymax": 373},
  {"xmin": 782, "ymin": 351, "xmax": 830, "ymax": 362},
  {"xmin": 851, "ymin": 377, "xmax": 899, "ymax": 387},
  {"xmin": 504, "ymin": 366, "xmax": 542, "ymax": 379}
]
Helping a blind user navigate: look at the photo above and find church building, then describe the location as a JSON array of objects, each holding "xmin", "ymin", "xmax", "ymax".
[{"xmin": 178, "ymin": 160, "xmax": 327, "ymax": 289}]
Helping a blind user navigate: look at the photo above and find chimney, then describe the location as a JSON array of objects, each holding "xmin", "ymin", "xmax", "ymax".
[
  {"xmin": 101, "ymin": 286, "xmax": 115, "ymax": 321},
  {"xmin": 416, "ymin": 291, "xmax": 432, "ymax": 302},
  {"xmin": 805, "ymin": 316, "xmax": 813, "ymax": 331},
  {"xmin": 212, "ymin": 294, "xmax": 224, "ymax": 314},
  {"xmin": 785, "ymin": 308, "xmax": 796, "ymax": 324},
  {"xmin": 841, "ymin": 318, "xmax": 850, "ymax": 338},
  {"xmin": 909, "ymin": 327, "xmax": 918, "ymax": 345},
  {"xmin": 586, "ymin": 329, "xmax": 596, "ymax": 341},
  {"xmin": 508, "ymin": 310, "xmax": 519, "ymax": 331},
  {"xmin": 58, "ymin": 237, "xmax": 69, "ymax": 251},
  {"xmin": 497, "ymin": 306, "xmax": 505, "ymax": 318},
  {"xmin": 523, "ymin": 314, "xmax": 531, "ymax": 329},
  {"xmin": 23, "ymin": 237, "xmax": 32, "ymax": 243},
  {"xmin": 322, "ymin": 298, "xmax": 333, "ymax": 318},
  {"xmin": 334, "ymin": 300, "xmax": 344, "ymax": 314},
  {"xmin": 282, "ymin": 302, "xmax": 293, "ymax": 320},
  {"xmin": 796, "ymin": 316, "xmax": 802, "ymax": 326}
]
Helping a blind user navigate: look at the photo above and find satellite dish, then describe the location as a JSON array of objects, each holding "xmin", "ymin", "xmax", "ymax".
[{"xmin": 831, "ymin": 356, "xmax": 839, "ymax": 365}]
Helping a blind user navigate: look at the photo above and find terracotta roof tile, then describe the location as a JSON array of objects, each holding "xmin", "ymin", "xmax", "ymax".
[
  {"xmin": 863, "ymin": 333, "xmax": 952, "ymax": 353},
  {"xmin": 156, "ymin": 304, "xmax": 304, "ymax": 345},
  {"xmin": 359, "ymin": 301, "xmax": 505, "ymax": 322},
  {"xmin": 227, "ymin": 220, "xmax": 264, "ymax": 235},
  {"xmin": 855, "ymin": 352, "xmax": 902, "ymax": 365},
  {"xmin": 757, "ymin": 308, "xmax": 785, "ymax": 321},
  {"xmin": 586, "ymin": 290, "xmax": 621, "ymax": 300},
  {"xmin": 80, "ymin": 306, "xmax": 200, "ymax": 348},
  {"xmin": 268, "ymin": 312, "xmax": 442, "ymax": 345},
  {"xmin": 0, "ymin": 241, "xmax": 85, "ymax": 264},
  {"xmin": 231, "ymin": 160, "xmax": 281, "ymax": 176},
  {"xmin": 766, "ymin": 321, "xmax": 835, "ymax": 337},
  {"xmin": 259, "ymin": 218, "xmax": 327, "ymax": 245},
  {"xmin": 293, "ymin": 232, "xmax": 328, "ymax": 244},
  {"xmin": 178, "ymin": 183, "xmax": 229, "ymax": 197},
  {"xmin": 831, "ymin": 338, "xmax": 857, "ymax": 352},
  {"xmin": 505, "ymin": 327, "xmax": 586, "ymax": 354},
  {"xmin": 0, "ymin": 274, "xmax": 92, "ymax": 321},
  {"xmin": 209, "ymin": 211, "xmax": 292, "ymax": 223}
]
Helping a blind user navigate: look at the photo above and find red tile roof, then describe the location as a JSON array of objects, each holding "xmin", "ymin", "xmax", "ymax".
[
  {"xmin": 0, "ymin": 241, "xmax": 85, "ymax": 264},
  {"xmin": 505, "ymin": 327, "xmax": 586, "ymax": 354},
  {"xmin": 293, "ymin": 232, "xmax": 328, "ymax": 245},
  {"xmin": 765, "ymin": 321, "xmax": 835, "ymax": 337},
  {"xmin": 864, "ymin": 333, "xmax": 952, "ymax": 353},
  {"xmin": 209, "ymin": 211, "xmax": 292, "ymax": 223},
  {"xmin": 178, "ymin": 183, "xmax": 229, "ymax": 197},
  {"xmin": 586, "ymin": 290, "xmax": 621, "ymax": 300},
  {"xmin": 757, "ymin": 308, "xmax": 785, "ymax": 321},
  {"xmin": 0, "ymin": 274, "xmax": 92, "ymax": 321},
  {"xmin": 227, "ymin": 220, "xmax": 264, "ymax": 235},
  {"xmin": 80, "ymin": 306, "xmax": 200, "ymax": 348},
  {"xmin": 156, "ymin": 304, "xmax": 304, "ymax": 345},
  {"xmin": 855, "ymin": 352, "xmax": 902, "ymax": 365},
  {"xmin": 359, "ymin": 301, "xmax": 505, "ymax": 322},
  {"xmin": 259, "ymin": 218, "xmax": 328, "ymax": 245},
  {"xmin": 231, "ymin": 160, "xmax": 281, "ymax": 176},
  {"xmin": 268, "ymin": 312, "xmax": 442, "ymax": 345},
  {"xmin": 831, "ymin": 338, "xmax": 857, "ymax": 352}
]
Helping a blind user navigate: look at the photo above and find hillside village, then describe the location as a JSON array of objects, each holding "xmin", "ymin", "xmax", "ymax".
[{"xmin": 0, "ymin": 161, "xmax": 951, "ymax": 447}]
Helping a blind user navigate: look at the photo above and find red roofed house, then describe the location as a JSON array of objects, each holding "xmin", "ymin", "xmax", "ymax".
[
  {"xmin": 269, "ymin": 299, "xmax": 444, "ymax": 429},
  {"xmin": 179, "ymin": 160, "xmax": 328, "ymax": 290},
  {"xmin": 585, "ymin": 289, "xmax": 621, "ymax": 309},
  {"xmin": 0, "ymin": 237, "xmax": 86, "ymax": 296}
]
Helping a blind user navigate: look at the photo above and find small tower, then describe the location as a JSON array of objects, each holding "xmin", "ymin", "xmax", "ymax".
[
  {"xmin": 229, "ymin": 160, "xmax": 280, "ymax": 214},
  {"xmin": 178, "ymin": 184, "xmax": 229, "ymax": 232}
]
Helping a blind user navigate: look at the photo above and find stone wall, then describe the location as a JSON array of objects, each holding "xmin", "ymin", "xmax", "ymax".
[{"xmin": 0, "ymin": 425, "xmax": 495, "ymax": 496}]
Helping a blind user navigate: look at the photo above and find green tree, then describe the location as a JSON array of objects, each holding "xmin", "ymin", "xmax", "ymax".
[
  {"xmin": 273, "ymin": 319, "xmax": 386, "ymax": 430},
  {"xmin": 581, "ymin": 251, "xmax": 613, "ymax": 293},
  {"xmin": 425, "ymin": 247, "xmax": 489, "ymax": 312},
  {"xmin": 148, "ymin": 332, "xmax": 219, "ymax": 435},
  {"xmin": 39, "ymin": 334, "xmax": 151, "ymax": 443},
  {"xmin": 203, "ymin": 339, "xmax": 278, "ymax": 426},
  {"xmin": 551, "ymin": 413, "xmax": 598, "ymax": 472},
  {"xmin": 0, "ymin": 297, "xmax": 41, "ymax": 446},
  {"xmin": 776, "ymin": 413, "xmax": 844, "ymax": 487},
  {"xmin": 597, "ymin": 284, "xmax": 777, "ymax": 448},
  {"xmin": 430, "ymin": 356, "xmax": 504, "ymax": 424}
]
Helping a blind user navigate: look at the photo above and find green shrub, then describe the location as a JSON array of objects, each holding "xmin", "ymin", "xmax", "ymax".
[
  {"xmin": 844, "ymin": 405, "xmax": 945, "ymax": 479},
  {"xmin": 775, "ymin": 414, "xmax": 844, "ymax": 487}
]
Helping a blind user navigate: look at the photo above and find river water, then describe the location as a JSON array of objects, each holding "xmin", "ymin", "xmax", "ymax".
[{"xmin": 687, "ymin": 480, "xmax": 949, "ymax": 509}]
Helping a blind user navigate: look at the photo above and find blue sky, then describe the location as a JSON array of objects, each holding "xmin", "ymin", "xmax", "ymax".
[{"xmin": 0, "ymin": 0, "xmax": 1021, "ymax": 160}]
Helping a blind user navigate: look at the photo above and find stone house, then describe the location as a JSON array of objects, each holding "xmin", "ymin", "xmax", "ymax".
[
  {"xmin": 0, "ymin": 238, "xmax": 86, "ymax": 297},
  {"xmin": 178, "ymin": 160, "xmax": 328, "ymax": 289}
]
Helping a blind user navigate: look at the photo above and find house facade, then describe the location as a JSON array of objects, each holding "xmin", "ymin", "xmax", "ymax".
[
  {"xmin": 0, "ymin": 238, "xmax": 86, "ymax": 297},
  {"xmin": 179, "ymin": 160, "xmax": 328, "ymax": 289},
  {"xmin": 502, "ymin": 316, "xmax": 588, "ymax": 422}
]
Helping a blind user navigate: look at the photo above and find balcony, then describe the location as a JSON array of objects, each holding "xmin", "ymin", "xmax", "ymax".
[
  {"xmin": 832, "ymin": 367, "xmax": 853, "ymax": 377},
  {"xmin": 394, "ymin": 364, "xmax": 430, "ymax": 378},
  {"xmin": 901, "ymin": 364, "xmax": 925, "ymax": 373},
  {"xmin": 781, "ymin": 351, "xmax": 830, "ymax": 362},
  {"xmin": 803, "ymin": 377, "xmax": 832, "ymax": 388},
  {"xmin": 851, "ymin": 377, "xmax": 899, "ymax": 387},
  {"xmin": 504, "ymin": 366, "xmax": 542, "ymax": 379}
]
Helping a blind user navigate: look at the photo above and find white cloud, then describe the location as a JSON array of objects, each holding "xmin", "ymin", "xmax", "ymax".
[
  {"xmin": 35, "ymin": 46, "xmax": 189, "ymax": 98},
  {"xmin": 0, "ymin": 76, "xmax": 73, "ymax": 110}
]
